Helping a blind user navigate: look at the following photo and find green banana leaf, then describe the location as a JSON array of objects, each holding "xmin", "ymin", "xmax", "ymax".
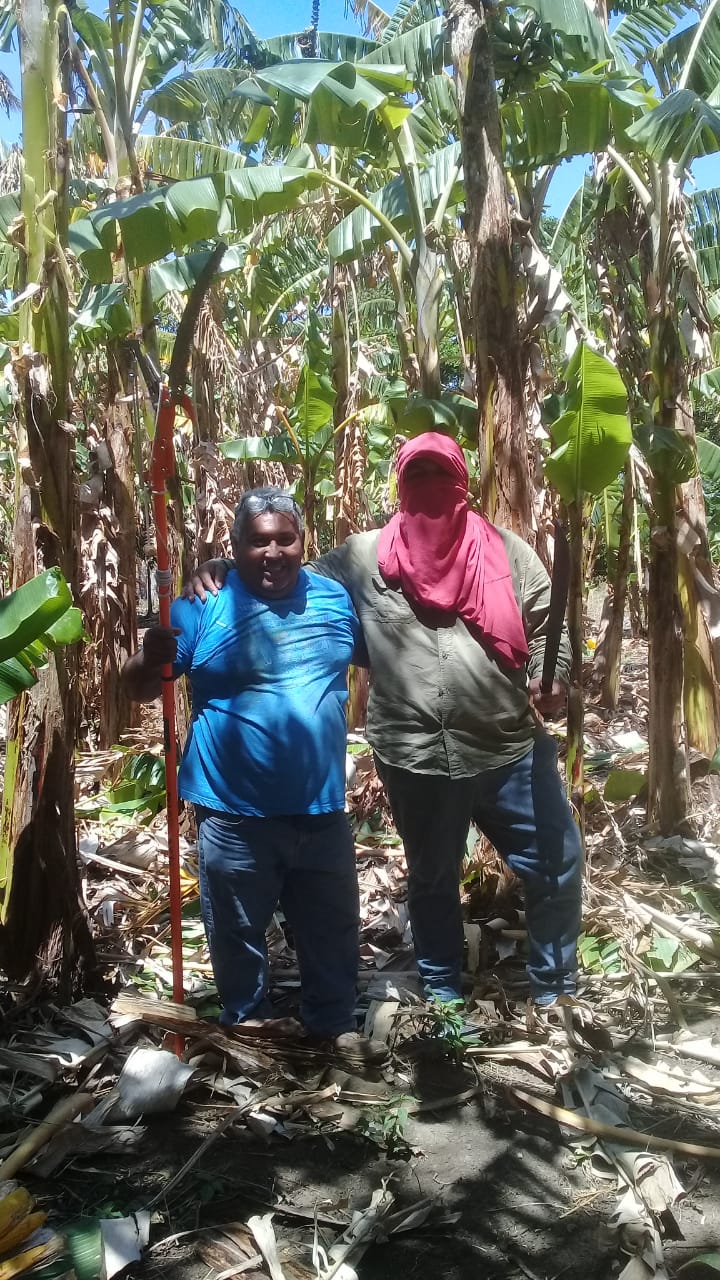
[
  {"xmin": 293, "ymin": 365, "xmax": 336, "ymax": 438},
  {"xmin": 502, "ymin": 74, "xmax": 651, "ymax": 171},
  {"xmin": 71, "ymin": 283, "xmax": 133, "ymax": 341},
  {"xmin": 678, "ymin": 1254, "xmax": 720, "ymax": 1275},
  {"xmin": 232, "ymin": 58, "xmax": 413, "ymax": 151},
  {"xmin": 220, "ymin": 366, "xmax": 337, "ymax": 469},
  {"xmin": 149, "ymin": 244, "xmax": 247, "ymax": 302},
  {"xmin": 359, "ymin": 17, "xmax": 446, "ymax": 79},
  {"xmin": 0, "ymin": 0, "xmax": 17, "ymax": 51},
  {"xmin": 604, "ymin": 769, "xmax": 647, "ymax": 803},
  {"xmin": 689, "ymin": 190, "xmax": 720, "ymax": 292},
  {"xmin": 379, "ymin": 0, "xmax": 438, "ymax": 43},
  {"xmin": 71, "ymin": 165, "xmax": 326, "ymax": 281},
  {"xmin": 634, "ymin": 424, "xmax": 697, "ymax": 484},
  {"xmin": 612, "ymin": 1, "xmax": 699, "ymax": 67},
  {"xmin": 625, "ymin": 89, "xmax": 720, "ymax": 164},
  {"xmin": 145, "ymin": 67, "xmax": 257, "ymax": 136},
  {"xmin": 650, "ymin": 1, "xmax": 720, "ymax": 101},
  {"xmin": 249, "ymin": 234, "xmax": 329, "ymax": 323},
  {"xmin": 520, "ymin": 0, "xmax": 612, "ymax": 62},
  {"xmin": 0, "ymin": 192, "xmax": 19, "ymax": 292},
  {"xmin": 697, "ymin": 434, "xmax": 720, "ymax": 485},
  {"xmin": 544, "ymin": 343, "xmax": 631, "ymax": 503},
  {"xmin": 393, "ymin": 391, "xmax": 478, "ymax": 442},
  {"xmin": 406, "ymin": 72, "xmax": 458, "ymax": 155},
  {"xmin": 265, "ymin": 30, "xmax": 378, "ymax": 61},
  {"xmin": 0, "ymin": 569, "xmax": 85, "ymax": 706},
  {"xmin": 327, "ymin": 141, "xmax": 462, "ymax": 263},
  {"xmin": 71, "ymin": 245, "xmax": 249, "ymax": 332},
  {"xmin": 219, "ymin": 436, "xmax": 297, "ymax": 463},
  {"xmin": 142, "ymin": 66, "xmax": 252, "ymax": 127},
  {"xmin": 135, "ymin": 134, "xmax": 251, "ymax": 181},
  {"xmin": 255, "ymin": 56, "xmax": 412, "ymax": 101},
  {"xmin": 694, "ymin": 366, "xmax": 720, "ymax": 401}
]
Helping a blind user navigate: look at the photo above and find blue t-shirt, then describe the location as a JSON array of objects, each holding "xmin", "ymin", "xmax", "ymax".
[{"xmin": 170, "ymin": 569, "xmax": 360, "ymax": 817}]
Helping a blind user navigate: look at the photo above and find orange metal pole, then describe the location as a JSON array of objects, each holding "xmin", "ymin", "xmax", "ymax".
[{"xmin": 150, "ymin": 387, "xmax": 185, "ymax": 1055}]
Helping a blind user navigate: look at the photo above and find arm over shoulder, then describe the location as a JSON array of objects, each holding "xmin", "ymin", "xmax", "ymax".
[
  {"xmin": 308, "ymin": 539, "xmax": 353, "ymax": 589},
  {"xmin": 309, "ymin": 542, "xmax": 372, "ymax": 667}
]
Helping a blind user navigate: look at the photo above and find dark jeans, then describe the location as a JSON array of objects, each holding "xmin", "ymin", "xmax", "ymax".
[
  {"xmin": 375, "ymin": 734, "xmax": 583, "ymax": 1004},
  {"xmin": 196, "ymin": 807, "xmax": 360, "ymax": 1035}
]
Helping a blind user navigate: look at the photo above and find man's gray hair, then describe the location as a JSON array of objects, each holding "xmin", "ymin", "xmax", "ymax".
[{"xmin": 232, "ymin": 487, "xmax": 304, "ymax": 542}]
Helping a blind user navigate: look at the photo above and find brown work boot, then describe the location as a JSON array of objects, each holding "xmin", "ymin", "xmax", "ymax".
[
  {"xmin": 332, "ymin": 1031, "xmax": 389, "ymax": 1066},
  {"xmin": 303, "ymin": 1030, "xmax": 389, "ymax": 1067}
]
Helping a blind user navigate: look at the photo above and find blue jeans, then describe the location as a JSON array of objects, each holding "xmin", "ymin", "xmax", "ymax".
[
  {"xmin": 196, "ymin": 808, "xmax": 360, "ymax": 1035},
  {"xmin": 375, "ymin": 735, "xmax": 583, "ymax": 1004}
]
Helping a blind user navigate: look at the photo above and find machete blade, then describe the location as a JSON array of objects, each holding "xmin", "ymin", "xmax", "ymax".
[
  {"xmin": 541, "ymin": 518, "xmax": 570, "ymax": 696},
  {"xmin": 168, "ymin": 241, "xmax": 228, "ymax": 403}
]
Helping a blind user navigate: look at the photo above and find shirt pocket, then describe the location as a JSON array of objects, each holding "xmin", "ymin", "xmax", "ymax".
[{"xmin": 359, "ymin": 575, "xmax": 417, "ymax": 625}]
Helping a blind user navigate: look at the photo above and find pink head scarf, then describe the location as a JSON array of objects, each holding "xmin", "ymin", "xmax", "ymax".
[{"xmin": 377, "ymin": 433, "xmax": 530, "ymax": 669}]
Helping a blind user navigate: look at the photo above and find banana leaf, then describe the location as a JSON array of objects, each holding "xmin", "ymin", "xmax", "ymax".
[
  {"xmin": 697, "ymin": 433, "xmax": 720, "ymax": 485},
  {"xmin": 328, "ymin": 141, "xmax": 462, "ymax": 263},
  {"xmin": 219, "ymin": 436, "xmax": 297, "ymax": 463},
  {"xmin": 0, "ymin": 569, "xmax": 84, "ymax": 706},
  {"xmin": 545, "ymin": 343, "xmax": 631, "ymax": 503},
  {"xmin": 625, "ymin": 89, "xmax": 720, "ymax": 164}
]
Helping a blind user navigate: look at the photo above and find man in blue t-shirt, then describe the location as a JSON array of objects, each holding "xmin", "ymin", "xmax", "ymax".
[{"xmin": 122, "ymin": 488, "xmax": 381, "ymax": 1061}]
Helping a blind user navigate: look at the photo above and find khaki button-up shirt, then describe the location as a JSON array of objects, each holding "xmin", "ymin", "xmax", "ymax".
[{"xmin": 310, "ymin": 527, "xmax": 570, "ymax": 778}]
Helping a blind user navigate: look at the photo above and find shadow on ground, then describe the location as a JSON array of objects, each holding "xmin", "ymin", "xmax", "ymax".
[{"xmin": 41, "ymin": 1036, "xmax": 713, "ymax": 1280}]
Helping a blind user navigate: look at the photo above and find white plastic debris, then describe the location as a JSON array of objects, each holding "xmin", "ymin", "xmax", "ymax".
[
  {"xmin": 100, "ymin": 1211, "xmax": 150, "ymax": 1280},
  {"xmin": 110, "ymin": 1047, "xmax": 195, "ymax": 1121}
]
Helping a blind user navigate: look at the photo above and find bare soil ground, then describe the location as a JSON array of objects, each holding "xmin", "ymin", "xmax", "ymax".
[{"xmin": 25, "ymin": 1011, "xmax": 720, "ymax": 1280}]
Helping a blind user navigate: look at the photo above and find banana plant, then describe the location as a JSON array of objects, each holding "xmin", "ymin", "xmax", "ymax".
[
  {"xmin": 69, "ymin": 39, "xmax": 462, "ymax": 407},
  {"xmin": 0, "ymin": 569, "xmax": 84, "ymax": 708},
  {"xmin": 150, "ymin": 13, "xmax": 456, "ymax": 405},
  {"xmin": 602, "ymin": 0, "xmax": 720, "ymax": 831},
  {"xmin": 0, "ymin": 569, "xmax": 83, "ymax": 919},
  {"xmin": 524, "ymin": 0, "xmax": 720, "ymax": 831},
  {"xmin": 61, "ymin": 1, "xmax": 257, "ymax": 743},
  {"xmin": 545, "ymin": 342, "xmax": 631, "ymax": 813},
  {"xmin": 218, "ymin": 316, "xmax": 343, "ymax": 556},
  {"xmin": 0, "ymin": 0, "xmax": 95, "ymax": 987},
  {"xmin": 228, "ymin": 51, "xmax": 455, "ymax": 401}
]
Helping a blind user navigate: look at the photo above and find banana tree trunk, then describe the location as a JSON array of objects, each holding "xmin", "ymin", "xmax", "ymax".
[
  {"xmin": 414, "ymin": 241, "xmax": 443, "ymax": 400},
  {"xmin": 99, "ymin": 343, "xmax": 138, "ymax": 745},
  {"xmin": 677, "ymin": 430, "xmax": 720, "ymax": 763},
  {"xmin": 446, "ymin": 247, "xmax": 473, "ymax": 391},
  {"xmin": 646, "ymin": 311, "xmax": 691, "ymax": 831},
  {"xmin": 647, "ymin": 478, "xmax": 688, "ymax": 831},
  {"xmin": 331, "ymin": 271, "xmax": 369, "ymax": 729},
  {"xmin": 70, "ymin": 5, "xmax": 152, "ymax": 737},
  {"xmin": 592, "ymin": 457, "xmax": 634, "ymax": 709},
  {"xmin": 566, "ymin": 501, "xmax": 585, "ymax": 835},
  {"xmin": 332, "ymin": 270, "xmax": 352, "ymax": 547},
  {"xmin": 191, "ymin": 338, "xmax": 222, "ymax": 564},
  {"xmin": 381, "ymin": 247, "xmax": 420, "ymax": 391},
  {"xmin": 448, "ymin": 0, "xmax": 533, "ymax": 539},
  {"xmin": 0, "ymin": 0, "xmax": 95, "ymax": 989},
  {"xmin": 641, "ymin": 167, "xmax": 718, "ymax": 829}
]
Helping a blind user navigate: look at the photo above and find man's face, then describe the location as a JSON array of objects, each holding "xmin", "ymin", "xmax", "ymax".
[{"xmin": 232, "ymin": 512, "xmax": 303, "ymax": 599}]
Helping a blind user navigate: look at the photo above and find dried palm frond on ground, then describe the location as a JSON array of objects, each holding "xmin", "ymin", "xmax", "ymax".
[{"xmin": 2, "ymin": 637, "xmax": 720, "ymax": 1278}]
